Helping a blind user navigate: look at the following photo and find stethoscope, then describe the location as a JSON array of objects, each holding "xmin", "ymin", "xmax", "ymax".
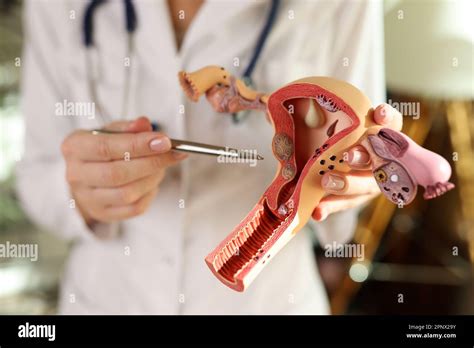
[{"xmin": 83, "ymin": 0, "xmax": 280, "ymax": 127}]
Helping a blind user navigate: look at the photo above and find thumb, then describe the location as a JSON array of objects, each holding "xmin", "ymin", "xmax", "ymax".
[{"xmin": 104, "ymin": 116, "xmax": 153, "ymax": 133}]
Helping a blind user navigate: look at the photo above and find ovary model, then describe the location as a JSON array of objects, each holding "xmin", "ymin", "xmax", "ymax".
[{"xmin": 179, "ymin": 66, "xmax": 455, "ymax": 292}]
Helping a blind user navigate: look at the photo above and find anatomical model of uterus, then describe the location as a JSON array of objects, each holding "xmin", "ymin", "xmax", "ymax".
[{"xmin": 179, "ymin": 66, "xmax": 455, "ymax": 292}]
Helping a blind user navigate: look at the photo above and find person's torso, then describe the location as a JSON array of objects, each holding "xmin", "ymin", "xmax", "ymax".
[{"xmin": 57, "ymin": 0, "xmax": 366, "ymax": 314}]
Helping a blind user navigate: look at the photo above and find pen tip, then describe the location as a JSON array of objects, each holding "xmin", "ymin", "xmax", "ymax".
[{"xmin": 257, "ymin": 155, "xmax": 264, "ymax": 160}]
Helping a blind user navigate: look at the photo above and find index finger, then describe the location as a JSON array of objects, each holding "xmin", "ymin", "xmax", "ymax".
[{"xmin": 63, "ymin": 130, "xmax": 171, "ymax": 161}]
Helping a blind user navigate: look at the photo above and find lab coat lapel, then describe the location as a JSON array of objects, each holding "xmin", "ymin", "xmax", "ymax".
[
  {"xmin": 131, "ymin": 0, "xmax": 186, "ymax": 138},
  {"xmin": 179, "ymin": 0, "xmax": 263, "ymax": 65},
  {"xmin": 133, "ymin": 0, "xmax": 179, "ymax": 83}
]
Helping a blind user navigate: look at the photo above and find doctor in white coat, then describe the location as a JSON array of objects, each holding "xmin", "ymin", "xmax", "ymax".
[{"xmin": 17, "ymin": 0, "xmax": 401, "ymax": 314}]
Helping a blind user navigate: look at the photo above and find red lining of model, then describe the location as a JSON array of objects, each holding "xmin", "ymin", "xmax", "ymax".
[{"xmin": 264, "ymin": 83, "xmax": 360, "ymax": 211}]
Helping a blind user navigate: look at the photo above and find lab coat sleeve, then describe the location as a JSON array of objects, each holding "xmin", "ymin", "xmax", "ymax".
[
  {"xmin": 307, "ymin": 0, "xmax": 386, "ymax": 246},
  {"xmin": 15, "ymin": 1, "xmax": 116, "ymax": 242}
]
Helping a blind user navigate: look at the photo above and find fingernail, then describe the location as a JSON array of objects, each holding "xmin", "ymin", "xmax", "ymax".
[
  {"xmin": 172, "ymin": 151, "xmax": 188, "ymax": 160},
  {"xmin": 348, "ymin": 149, "xmax": 370, "ymax": 165},
  {"xmin": 322, "ymin": 173, "xmax": 346, "ymax": 192},
  {"xmin": 378, "ymin": 105, "xmax": 393, "ymax": 124},
  {"xmin": 149, "ymin": 137, "xmax": 171, "ymax": 153}
]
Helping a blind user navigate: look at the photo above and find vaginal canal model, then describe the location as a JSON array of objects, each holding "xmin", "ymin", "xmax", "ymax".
[{"xmin": 179, "ymin": 66, "xmax": 455, "ymax": 292}]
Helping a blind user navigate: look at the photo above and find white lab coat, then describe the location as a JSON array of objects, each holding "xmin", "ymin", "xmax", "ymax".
[{"xmin": 17, "ymin": 0, "xmax": 385, "ymax": 314}]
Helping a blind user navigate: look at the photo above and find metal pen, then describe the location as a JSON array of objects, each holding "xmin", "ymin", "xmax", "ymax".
[{"xmin": 91, "ymin": 129, "xmax": 264, "ymax": 160}]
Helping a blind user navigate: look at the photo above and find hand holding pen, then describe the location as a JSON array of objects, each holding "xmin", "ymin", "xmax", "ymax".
[{"xmin": 61, "ymin": 117, "xmax": 188, "ymax": 227}]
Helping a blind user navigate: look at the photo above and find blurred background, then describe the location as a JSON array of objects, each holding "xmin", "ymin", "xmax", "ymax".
[{"xmin": 0, "ymin": 0, "xmax": 473, "ymax": 314}]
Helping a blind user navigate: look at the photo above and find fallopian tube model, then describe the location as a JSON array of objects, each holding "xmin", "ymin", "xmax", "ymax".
[{"xmin": 179, "ymin": 66, "xmax": 455, "ymax": 292}]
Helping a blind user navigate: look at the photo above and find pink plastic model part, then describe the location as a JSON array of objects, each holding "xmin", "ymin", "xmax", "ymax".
[
  {"xmin": 364, "ymin": 128, "xmax": 455, "ymax": 204},
  {"xmin": 178, "ymin": 65, "xmax": 455, "ymax": 292}
]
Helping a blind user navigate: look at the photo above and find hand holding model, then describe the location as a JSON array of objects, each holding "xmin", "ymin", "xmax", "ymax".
[
  {"xmin": 61, "ymin": 117, "xmax": 188, "ymax": 226},
  {"xmin": 180, "ymin": 67, "xmax": 403, "ymax": 221},
  {"xmin": 179, "ymin": 65, "xmax": 455, "ymax": 291}
]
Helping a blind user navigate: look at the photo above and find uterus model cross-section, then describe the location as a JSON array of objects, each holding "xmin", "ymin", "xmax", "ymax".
[{"xmin": 179, "ymin": 66, "xmax": 455, "ymax": 292}]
